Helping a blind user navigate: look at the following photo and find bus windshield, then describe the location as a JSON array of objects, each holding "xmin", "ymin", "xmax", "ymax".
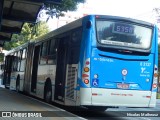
[{"xmin": 96, "ymin": 20, "xmax": 153, "ymax": 50}]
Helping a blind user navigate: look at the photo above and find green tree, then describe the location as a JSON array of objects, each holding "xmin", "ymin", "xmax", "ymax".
[
  {"xmin": 4, "ymin": 21, "xmax": 50, "ymax": 50},
  {"xmin": 43, "ymin": 0, "xmax": 85, "ymax": 20}
]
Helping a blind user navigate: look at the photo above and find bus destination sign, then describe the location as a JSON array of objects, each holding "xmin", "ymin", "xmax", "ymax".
[{"xmin": 113, "ymin": 23, "xmax": 134, "ymax": 35}]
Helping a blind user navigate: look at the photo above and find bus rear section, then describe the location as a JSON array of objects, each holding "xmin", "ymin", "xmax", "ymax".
[
  {"xmin": 80, "ymin": 15, "xmax": 158, "ymax": 108},
  {"xmin": 90, "ymin": 50, "xmax": 157, "ymax": 107}
]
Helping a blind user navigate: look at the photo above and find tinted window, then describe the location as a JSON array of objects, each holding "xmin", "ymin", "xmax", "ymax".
[
  {"xmin": 48, "ymin": 39, "xmax": 57, "ymax": 64},
  {"xmin": 68, "ymin": 28, "xmax": 82, "ymax": 64},
  {"xmin": 41, "ymin": 42, "xmax": 48, "ymax": 56},
  {"xmin": 22, "ymin": 48, "xmax": 27, "ymax": 59},
  {"xmin": 40, "ymin": 41, "xmax": 48, "ymax": 64},
  {"xmin": 96, "ymin": 20, "xmax": 152, "ymax": 50}
]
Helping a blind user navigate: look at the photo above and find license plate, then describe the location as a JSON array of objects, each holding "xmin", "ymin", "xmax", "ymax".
[{"xmin": 117, "ymin": 83, "xmax": 129, "ymax": 89}]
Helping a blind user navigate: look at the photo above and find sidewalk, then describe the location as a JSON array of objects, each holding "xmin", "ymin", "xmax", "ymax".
[{"xmin": 0, "ymin": 87, "xmax": 83, "ymax": 120}]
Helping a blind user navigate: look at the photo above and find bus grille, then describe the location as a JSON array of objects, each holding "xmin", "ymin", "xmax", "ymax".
[{"xmin": 66, "ymin": 64, "xmax": 76, "ymax": 100}]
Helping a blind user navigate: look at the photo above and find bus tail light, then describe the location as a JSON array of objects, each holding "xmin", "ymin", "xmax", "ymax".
[
  {"xmin": 86, "ymin": 61, "xmax": 90, "ymax": 65},
  {"xmin": 82, "ymin": 74, "xmax": 89, "ymax": 78},
  {"xmin": 82, "ymin": 58, "xmax": 90, "ymax": 87},
  {"xmin": 152, "ymin": 65, "xmax": 158, "ymax": 90},
  {"xmin": 84, "ymin": 79, "xmax": 89, "ymax": 84},
  {"xmin": 84, "ymin": 67, "xmax": 89, "ymax": 72}
]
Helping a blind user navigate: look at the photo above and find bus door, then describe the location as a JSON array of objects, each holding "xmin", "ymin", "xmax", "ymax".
[
  {"xmin": 31, "ymin": 45, "xmax": 40, "ymax": 93},
  {"xmin": 54, "ymin": 37, "xmax": 69, "ymax": 102},
  {"xmin": 23, "ymin": 43, "xmax": 34, "ymax": 93},
  {"xmin": 3, "ymin": 55, "xmax": 14, "ymax": 88}
]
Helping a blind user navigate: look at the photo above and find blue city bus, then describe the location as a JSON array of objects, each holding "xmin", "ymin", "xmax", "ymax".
[
  {"xmin": 81, "ymin": 15, "xmax": 158, "ymax": 110},
  {"xmin": 79, "ymin": 15, "xmax": 158, "ymax": 111},
  {"xmin": 3, "ymin": 15, "xmax": 158, "ymax": 111}
]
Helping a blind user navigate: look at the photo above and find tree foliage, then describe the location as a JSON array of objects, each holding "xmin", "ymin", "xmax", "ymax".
[
  {"xmin": 4, "ymin": 21, "xmax": 50, "ymax": 50},
  {"xmin": 43, "ymin": 0, "xmax": 85, "ymax": 20}
]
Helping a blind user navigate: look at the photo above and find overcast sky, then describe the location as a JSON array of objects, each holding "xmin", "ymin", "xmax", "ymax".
[
  {"xmin": 77, "ymin": 0, "xmax": 160, "ymax": 22},
  {"xmin": 47, "ymin": 0, "xmax": 160, "ymax": 30}
]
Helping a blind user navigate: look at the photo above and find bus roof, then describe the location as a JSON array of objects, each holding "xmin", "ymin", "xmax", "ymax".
[
  {"xmin": 5, "ymin": 41, "xmax": 32, "ymax": 56},
  {"xmin": 35, "ymin": 17, "xmax": 83, "ymax": 43},
  {"xmin": 35, "ymin": 15, "xmax": 154, "ymax": 43},
  {"xmin": 95, "ymin": 15, "xmax": 154, "ymax": 27}
]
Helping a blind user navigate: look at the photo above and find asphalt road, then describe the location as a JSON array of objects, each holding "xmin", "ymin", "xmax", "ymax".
[
  {"xmin": 75, "ymin": 99, "xmax": 160, "ymax": 120},
  {"xmin": 106, "ymin": 99, "xmax": 160, "ymax": 120}
]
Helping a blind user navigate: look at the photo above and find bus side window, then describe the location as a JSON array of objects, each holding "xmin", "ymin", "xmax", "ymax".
[
  {"xmin": 48, "ymin": 39, "xmax": 57, "ymax": 65},
  {"xmin": 40, "ymin": 41, "xmax": 48, "ymax": 64},
  {"xmin": 20, "ymin": 48, "xmax": 27, "ymax": 71},
  {"xmin": 69, "ymin": 28, "xmax": 82, "ymax": 64},
  {"xmin": 22, "ymin": 48, "xmax": 27, "ymax": 59},
  {"xmin": 18, "ymin": 50, "xmax": 23, "ymax": 71},
  {"xmin": 13, "ymin": 52, "xmax": 18, "ymax": 71}
]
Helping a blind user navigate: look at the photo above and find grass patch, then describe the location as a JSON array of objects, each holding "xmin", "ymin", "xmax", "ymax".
[{"xmin": 157, "ymin": 93, "xmax": 160, "ymax": 99}]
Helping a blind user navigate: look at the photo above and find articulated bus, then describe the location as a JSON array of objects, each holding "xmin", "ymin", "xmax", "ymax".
[
  {"xmin": 3, "ymin": 43, "xmax": 28, "ymax": 90},
  {"xmin": 3, "ymin": 15, "xmax": 158, "ymax": 111}
]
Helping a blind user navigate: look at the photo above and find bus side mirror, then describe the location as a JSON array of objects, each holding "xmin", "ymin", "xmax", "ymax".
[{"xmin": 86, "ymin": 20, "xmax": 92, "ymax": 29}]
